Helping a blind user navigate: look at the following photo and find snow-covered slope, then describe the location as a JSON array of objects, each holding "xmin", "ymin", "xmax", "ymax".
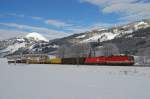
[
  {"xmin": 82, "ymin": 32, "xmax": 118, "ymax": 43},
  {"xmin": 134, "ymin": 21, "xmax": 150, "ymax": 30},
  {"xmin": 0, "ymin": 19, "xmax": 150, "ymax": 57},
  {"xmin": 0, "ymin": 32, "xmax": 50, "ymax": 56},
  {"xmin": 76, "ymin": 20, "xmax": 150, "ymax": 43},
  {"xmin": 25, "ymin": 32, "xmax": 48, "ymax": 42},
  {"xmin": 0, "ymin": 42, "xmax": 26, "ymax": 53}
]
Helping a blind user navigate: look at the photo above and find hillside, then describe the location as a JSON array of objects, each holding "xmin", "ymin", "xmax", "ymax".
[{"xmin": 0, "ymin": 18, "xmax": 150, "ymax": 57}]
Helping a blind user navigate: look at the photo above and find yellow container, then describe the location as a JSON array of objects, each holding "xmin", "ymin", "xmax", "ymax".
[
  {"xmin": 45, "ymin": 58, "xmax": 51, "ymax": 64},
  {"xmin": 29, "ymin": 60, "xmax": 37, "ymax": 64},
  {"xmin": 29, "ymin": 57, "xmax": 39, "ymax": 64},
  {"xmin": 50, "ymin": 58, "xmax": 62, "ymax": 64}
]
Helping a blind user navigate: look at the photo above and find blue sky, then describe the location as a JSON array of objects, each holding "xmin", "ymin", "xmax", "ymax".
[{"xmin": 0, "ymin": 0, "xmax": 150, "ymax": 40}]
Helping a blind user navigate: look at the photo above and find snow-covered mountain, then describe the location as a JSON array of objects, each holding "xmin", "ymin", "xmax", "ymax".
[
  {"xmin": 75, "ymin": 20, "xmax": 150, "ymax": 43},
  {"xmin": 25, "ymin": 32, "xmax": 48, "ymax": 42},
  {"xmin": 46, "ymin": 19, "xmax": 150, "ymax": 56},
  {"xmin": 0, "ymin": 19, "xmax": 150, "ymax": 57},
  {"xmin": 0, "ymin": 32, "xmax": 50, "ymax": 57}
]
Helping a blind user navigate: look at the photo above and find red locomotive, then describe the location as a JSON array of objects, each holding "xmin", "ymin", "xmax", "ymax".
[{"xmin": 84, "ymin": 56, "xmax": 134, "ymax": 65}]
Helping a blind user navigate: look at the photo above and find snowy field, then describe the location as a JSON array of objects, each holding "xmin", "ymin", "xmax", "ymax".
[{"xmin": 0, "ymin": 58, "xmax": 150, "ymax": 99}]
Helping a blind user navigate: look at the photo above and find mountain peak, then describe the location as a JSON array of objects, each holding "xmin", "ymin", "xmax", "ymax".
[{"xmin": 25, "ymin": 32, "xmax": 48, "ymax": 42}]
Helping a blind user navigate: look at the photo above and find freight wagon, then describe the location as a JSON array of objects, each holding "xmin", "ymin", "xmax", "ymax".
[{"xmin": 62, "ymin": 57, "xmax": 86, "ymax": 64}]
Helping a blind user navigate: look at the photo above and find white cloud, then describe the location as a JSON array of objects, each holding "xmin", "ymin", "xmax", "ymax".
[
  {"xmin": 0, "ymin": 15, "xmax": 5, "ymax": 18},
  {"xmin": 0, "ymin": 20, "xmax": 124, "ymax": 40},
  {"xmin": 8, "ymin": 13, "xmax": 25, "ymax": 18},
  {"xmin": 0, "ymin": 13, "xmax": 125, "ymax": 40},
  {"xmin": 0, "ymin": 29, "xmax": 27, "ymax": 40},
  {"xmin": 7, "ymin": 13, "xmax": 44, "ymax": 20},
  {"xmin": 0, "ymin": 13, "xmax": 43, "ymax": 21},
  {"xmin": 3, "ymin": 13, "xmax": 72, "ymax": 28},
  {"xmin": 81, "ymin": 0, "xmax": 142, "ymax": 7},
  {"xmin": 0, "ymin": 23, "xmax": 50, "ymax": 32},
  {"xmin": 0, "ymin": 23, "xmax": 71, "ymax": 40},
  {"xmin": 80, "ymin": 0, "xmax": 150, "ymax": 21},
  {"xmin": 45, "ymin": 19, "xmax": 72, "ymax": 28},
  {"xmin": 64, "ymin": 22, "xmax": 114, "ymax": 33},
  {"xmin": 31, "ymin": 16, "xmax": 43, "ymax": 20}
]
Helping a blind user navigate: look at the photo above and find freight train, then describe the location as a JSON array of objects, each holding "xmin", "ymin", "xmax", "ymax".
[
  {"xmin": 60, "ymin": 56, "xmax": 134, "ymax": 65},
  {"xmin": 9, "ymin": 55, "xmax": 134, "ymax": 66}
]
